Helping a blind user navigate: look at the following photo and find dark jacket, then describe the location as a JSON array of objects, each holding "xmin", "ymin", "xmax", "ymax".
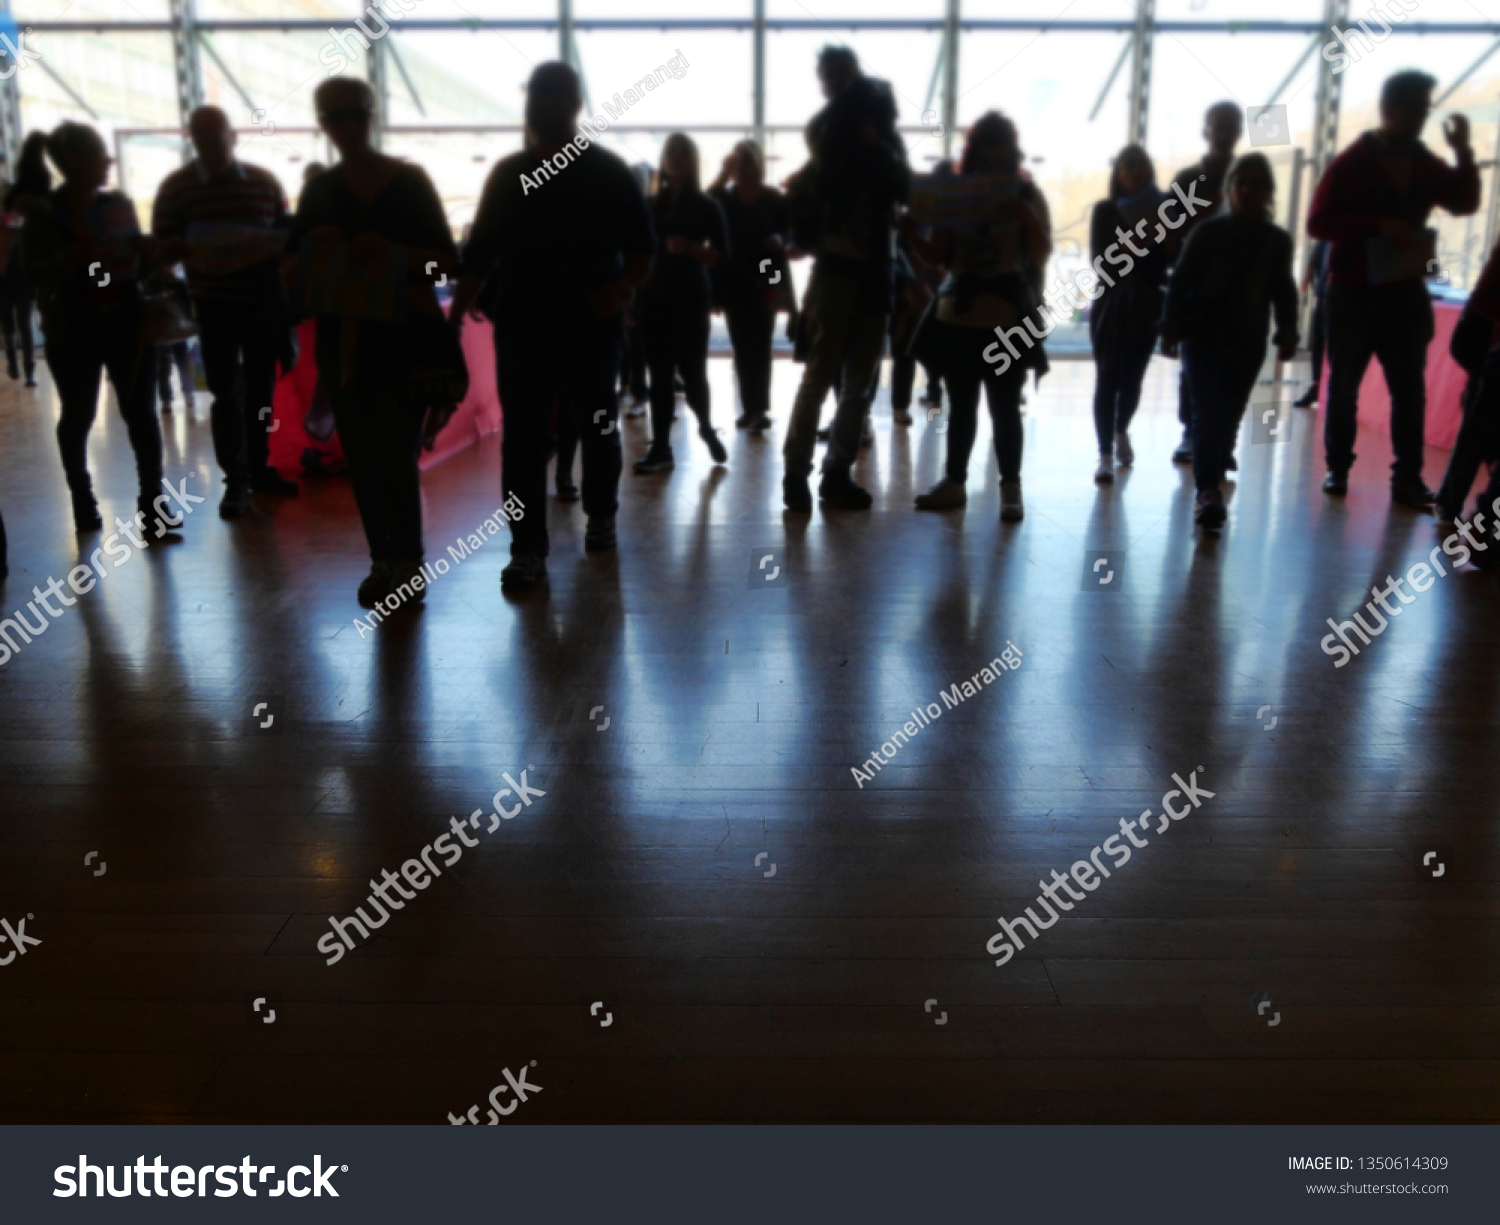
[{"xmin": 1160, "ymin": 213, "xmax": 1298, "ymax": 361}]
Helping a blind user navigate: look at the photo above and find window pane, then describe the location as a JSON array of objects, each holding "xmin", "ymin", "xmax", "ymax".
[
  {"xmin": 16, "ymin": 0, "xmax": 169, "ymax": 20},
  {"xmin": 195, "ymin": 0, "xmax": 362, "ymax": 19},
  {"xmin": 381, "ymin": 29, "xmax": 553, "ymax": 124},
  {"xmin": 576, "ymin": 29, "xmax": 750, "ymax": 127}
]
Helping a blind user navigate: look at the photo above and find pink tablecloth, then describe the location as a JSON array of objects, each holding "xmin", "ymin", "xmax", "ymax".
[
  {"xmin": 266, "ymin": 316, "xmax": 501, "ymax": 474},
  {"xmin": 1335, "ymin": 299, "xmax": 1467, "ymax": 451}
]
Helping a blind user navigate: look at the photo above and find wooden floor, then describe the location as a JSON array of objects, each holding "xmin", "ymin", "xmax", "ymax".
[{"xmin": 1, "ymin": 351, "xmax": 1498, "ymax": 1124}]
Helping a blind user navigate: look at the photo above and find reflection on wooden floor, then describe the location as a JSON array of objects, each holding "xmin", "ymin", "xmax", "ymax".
[{"xmin": 1, "ymin": 354, "xmax": 1497, "ymax": 1122}]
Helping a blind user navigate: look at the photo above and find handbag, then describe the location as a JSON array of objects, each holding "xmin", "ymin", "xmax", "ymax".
[
  {"xmin": 137, "ymin": 274, "xmax": 198, "ymax": 347},
  {"xmin": 405, "ymin": 312, "xmax": 469, "ymax": 409}
]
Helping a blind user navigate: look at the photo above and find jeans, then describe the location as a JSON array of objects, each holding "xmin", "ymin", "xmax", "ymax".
[
  {"xmin": 328, "ymin": 358, "xmax": 424, "ymax": 562},
  {"xmin": 47, "ymin": 313, "xmax": 161, "ymax": 502},
  {"xmin": 1435, "ymin": 349, "xmax": 1500, "ymax": 519},
  {"xmin": 497, "ymin": 327, "xmax": 621, "ymax": 558},
  {"xmin": 1092, "ymin": 332, "xmax": 1155, "ymax": 453},
  {"xmin": 196, "ymin": 299, "xmax": 282, "ymax": 485},
  {"xmin": 1182, "ymin": 342, "xmax": 1261, "ymax": 495},
  {"xmin": 934, "ymin": 319, "xmax": 1026, "ymax": 485},
  {"xmin": 641, "ymin": 298, "xmax": 712, "ymax": 452},
  {"xmin": 784, "ymin": 262, "xmax": 888, "ymax": 478},
  {"xmin": 1324, "ymin": 282, "xmax": 1433, "ymax": 484},
  {"xmin": 724, "ymin": 301, "xmax": 775, "ymax": 421}
]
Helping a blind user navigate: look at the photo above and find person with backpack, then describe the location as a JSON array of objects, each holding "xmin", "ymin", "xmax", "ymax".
[
  {"xmin": 1159, "ymin": 153, "xmax": 1298, "ymax": 532},
  {"xmin": 781, "ymin": 45, "xmax": 910, "ymax": 512}
]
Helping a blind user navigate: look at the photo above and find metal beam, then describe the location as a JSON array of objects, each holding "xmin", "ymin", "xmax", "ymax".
[
  {"xmin": 0, "ymin": 1, "xmax": 23, "ymax": 175},
  {"xmin": 167, "ymin": 0, "xmax": 203, "ymax": 163},
  {"xmin": 387, "ymin": 37, "xmax": 425, "ymax": 118},
  {"xmin": 198, "ymin": 31, "xmax": 256, "ymax": 114},
  {"xmin": 1265, "ymin": 32, "xmax": 1322, "ymax": 107},
  {"xmin": 752, "ymin": 0, "xmax": 765, "ymax": 148},
  {"xmin": 1310, "ymin": 0, "xmax": 1349, "ymax": 184},
  {"xmin": 36, "ymin": 56, "xmax": 100, "ymax": 120},
  {"xmin": 941, "ymin": 0, "xmax": 958, "ymax": 160},
  {"xmin": 1435, "ymin": 35, "xmax": 1500, "ymax": 107},
  {"xmin": 1127, "ymin": 0, "xmax": 1154, "ymax": 146},
  {"xmin": 1089, "ymin": 38, "xmax": 1132, "ymax": 124},
  {"xmin": 368, "ymin": 33, "xmax": 389, "ymax": 149}
]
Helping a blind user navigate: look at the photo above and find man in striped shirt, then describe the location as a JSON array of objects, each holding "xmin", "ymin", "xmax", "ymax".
[{"xmin": 153, "ymin": 106, "xmax": 295, "ymax": 517}]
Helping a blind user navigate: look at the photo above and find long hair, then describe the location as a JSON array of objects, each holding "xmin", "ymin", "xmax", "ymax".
[
  {"xmin": 658, "ymin": 132, "xmax": 701, "ymax": 194},
  {"xmin": 1226, "ymin": 152, "xmax": 1276, "ymax": 219},
  {"xmin": 14, "ymin": 132, "xmax": 51, "ymax": 195},
  {"xmin": 1106, "ymin": 143, "xmax": 1155, "ymax": 201},
  {"xmin": 960, "ymin": 111, "xmax": 1021, "ymax": 176}
]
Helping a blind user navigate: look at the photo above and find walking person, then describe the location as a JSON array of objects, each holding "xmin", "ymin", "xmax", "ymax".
[
  {"xmin": 1089, "ymin": 144, "xmax": 1171, "ymax": 484},
  {"xmin": 620, "ymin": 162, "xmax": 653, "ymax": 419},
  {"xmin": 288, "ymin": 78, "xmax": 459, "ymax": 607},
  {"xmin": 1168, "ymin": 101, "xmax": 1243, "ymax": 465},
  {"xmin": 710, "ymin": 139, "xmax": 789, "ymax": 432},
  {"xmin": 781, "ymin": 45, "xmax": 910, "ymax": 511},
  {"xmin": 153, "ymin": 106, "xmax": 295, "ymax": 518},
  {"xmin": 1308, "ymin": 70, "xmax": 1479, "ymax": 506},
  {"xmin": 21, "ymin": 123, "xmax": 166, "ymax": 534},
  {"xmin": 633, "ymin": 133, "xmax": 730, "ymax": 474},
  {"xmin": 450, "ymin": 61, "xmax": 654, "ymax": 589},
  {"xmin": 1159, "ymin": 153, "xmax": 1298, "ymax": 532},
  {"xmin": 905, "ymin": 112, "xmax": 1051, "ymax": 520},
  {"xmin": 1, "ymin": 132, "xmax": 49, "ymax": 387},
  {"xmin": 1293, "ymin": 239, "xmax": 1329, "ymax": 408},
  {"xmin": 1433, "ymin": 238, "xmax": 1500, "ymax": 527}
]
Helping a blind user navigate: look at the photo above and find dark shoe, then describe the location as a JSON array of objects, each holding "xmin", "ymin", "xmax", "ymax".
[
  {"xmin": 141, "ymin": 495, "xmax": 182, "ymax": 538},
  {"xmin": 72, "ymin": 493, "xmax": 102, "ymax": 532},
  {"xmin": 5, "ymin": 356, "xmax": 17, "ymax": 380},
  {"xmin": 585, "ymin": 515, "xmax": 616, "ymax": 551},
  {"xmin": 555, "ymin": 480, "xmax": 580, "ymax": 502},
  {"xmin": 1172, "ymin": 429, "xmax": 1193, "ymax": 465},
  {"xmin": 358, "ymin": 561, "xmax": 395, "ymax": 607},
  {"xmin": 893, "ymin": 408, "xmax": 913, "ymax": 426},
  {"xmin": 747, "ymin": 415, "xmax": 772, "ymax": 432},
  {"xmin": 160, "ymin": 398, "xmax": 172, "ymax": 413},
  {"xmin": 1195, "ymin": 491, "xmax": 1227, "ymax": 531},
  {"xmin": 387, "ymin": 558, "xmax": 427, "ymax": 602},
  {"xmin": 735, "ymin": 413, "xmax": 755, "ymax": 429},
  {"xmin": 815, "ymin": 426, "xmax": 830, "ymax": 443},
  {"xmin": 633, "ymin": 446, "xmax": 674, "ymax": 475},
  {"xmin": 1391, "ymin": 480, "xmax": 1434, "ymax": 510},
  {"xmin": 819, "ymin": 470, "xmax": 873, "ymax": 510},
  {"xmin": 24, "ymin": 376, "xmax": 36, "ymax": 388},
  {"xmin": 219, "ymin": 483, "xmax": 252, "ymax": 519},
  {"xmin": 250, "ymin": 469, "xmax": 299, "ymax": 496},
  {"xmin": 700, "ymin": 422, "xmax": 728, "ymax": 464},
  {"xmin": 1322, "ymin": 470, "xmax": 1348, "ymax": 496},
  {"xmin": 783, "ymin": 473, "xmax": 812, "ymax": 513},
  {"xmin": 921, "ymin": 387, "xmax": 943, "ymax": 408},
  {"xmin": 500, "ymin": 553, "xmax": 547, "ymax": 589},
  {"xmin": 1293, "ymin": 386, "xmax": 1320, "ymax": 408}
]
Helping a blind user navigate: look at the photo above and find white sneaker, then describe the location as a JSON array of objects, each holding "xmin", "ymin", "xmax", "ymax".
[
  {"xmin": 1095, "ymin": 454, "xmax": 1114, "ymax": 485},
  {"xmin": 1114, "ymin": 430, "xmax": 1134, "ymax": 466},
  {"xmin": 1000, "ymin": 480, "xmax": 1024, "ymax": 522}
]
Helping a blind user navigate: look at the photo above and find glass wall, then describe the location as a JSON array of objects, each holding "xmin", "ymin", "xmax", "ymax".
[{"xmin": 11, "ymin": 1, "xmax": 1499, "ymax": 289}]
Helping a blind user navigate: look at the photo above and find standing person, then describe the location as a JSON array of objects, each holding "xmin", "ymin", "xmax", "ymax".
[
  {"xmin": 1308, "ymin": 70, "xmax": 1479, "ymax": 506},
  {"xmin": 288, "ymin": 78, "xmax": 458, "ymax": 607},
  {"xmin": 620, "ymin": 162, "xmax": 653, "ymax": 419},
  {"xmin": 710, "ymin": 140, "xmax": 789, "ymax": 433},
  {"xmin": 1089, "ymin": 144, "xmax": 1171, "ymax": 484},
  {"xmin": 153, "ymin": 106, "xmax": 294, "ymax": 518},
  {"xmin": 633, "ymin": 133, "xmax": 729, "ymax": 474},
  {"xmin": 781, "ymin": 45, "xmax": 910, "ymax": 512},
  {"xmin": 1433, "ymin": 239, "xmax": 1500, "ymax": 527},
  {"xmin": 1293, "ymin": 239, "xmax": 1329, "ymax": 408},
  {"xmin": 1160, "ymin": 154, "xmax": 1298, "ymax": 532},
  {"xmin": 905, "ymin": 112, "xmax": 1051, "ymax": 520},
  {"xmin": 1167, "ymin": 101, "xmax": 1242, "ymax": 465},
  {"xmin": 21, "ymin": 123, "xmax": 166, "ymax": 534},
  {"xmin": 450, "ymin": 61, "xmax": 654, "ymax": 589},
  {"xmin": 1, "ymin": 132, "xmax": 49, "ymax": 387}
]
